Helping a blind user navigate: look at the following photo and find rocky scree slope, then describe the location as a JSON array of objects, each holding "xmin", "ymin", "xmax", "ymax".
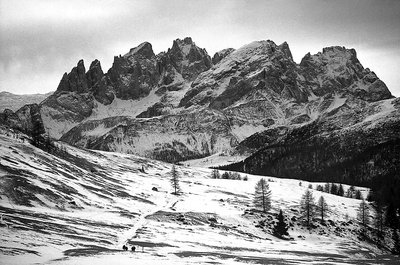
[{"xmin": 0, "ymin": 38, "xmax": 395, "ymax": 166}]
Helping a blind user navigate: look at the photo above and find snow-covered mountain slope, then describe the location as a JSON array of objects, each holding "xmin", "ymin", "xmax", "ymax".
[
  {"xmin": 1, "ymin": 129, "xmax": 399, "ymax": 264},
  {"xmin": 0, "ymin": 91, "xmax": 53, "ymax": 112}
]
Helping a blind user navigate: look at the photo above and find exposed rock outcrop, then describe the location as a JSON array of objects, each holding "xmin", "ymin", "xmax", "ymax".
[
  {"xmin": 212, "ymin": 48, "xmax": 235, "ymax": 65},
  {"xmin": 57, "ymin": 60, "xmax": 88, "ymax": 93},
  {"xmin": 0, "ymin": 104, "xmax": 45, "ymax": 136}
]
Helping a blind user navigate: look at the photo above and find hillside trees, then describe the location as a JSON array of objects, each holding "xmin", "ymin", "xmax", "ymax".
[
  {"xmin": 373, "ymin": 200, "xmax": 385, "ymax": 239},
  {"xmin": 330, "ymin": 183, "xmax": 338, "ymax": 195},
  {"xmin": 31, "ymin": 117, "xmax": 45, "ymax": 148},
  {"xmin": 347, "ymin": 185, "xmax": 355, "ymax": 198},
  {"xmin": 392, "ymin": 228, "xmax": 400, "ymax": 255},
  {"xmin": 385, "ymin": 203, "xmax": 399, "ymax": 229},
  {"xmin": 355, "ymin": 190, "xmax": 363, "ymax": 199},
  {"xmin": 254, "ymin": 178, "xmax": 271, "ymax": 213},
  {"xmin": 273, "ymin": 210, "xmax": 289, "ymax": 238},
  {"xmin": 357, "ymin": 199, "xmax": 370, "ymax": 227},
  {"xmin": 170, "ymin": 165, "xmax": 181, "ymax": 195},
  {"xmin": 338, "ymin": 184, "xmax": 344, "ymax": 197},
  {"xmin": 317, "ymin": 196, "xmax": 328, "ymax": 223},
  {"xmin": 211, "ymin": 169, "xmax": 220, "ymax": 179},
  {"xmin": 301, "ymin": 189, "xmax": 316, "ymax": 227},
  {"xmin": 324, "ymin": 183, "xmax": 330, "ymax": 193}
]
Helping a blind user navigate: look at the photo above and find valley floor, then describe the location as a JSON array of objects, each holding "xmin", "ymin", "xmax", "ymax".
[{"xmin": 0, "ymin": 132, "xmax": 399, "ymax": 264}]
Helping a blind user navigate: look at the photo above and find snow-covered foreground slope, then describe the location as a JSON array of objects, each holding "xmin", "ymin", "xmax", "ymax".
[{"xmin": 0, "ymin": 130, "xmax": 398, "ymax": 264}]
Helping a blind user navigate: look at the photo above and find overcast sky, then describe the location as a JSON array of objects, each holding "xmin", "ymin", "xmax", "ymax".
[{"xmin": 1, "ymin": 0, "xmax": 399, "ymax": 96}]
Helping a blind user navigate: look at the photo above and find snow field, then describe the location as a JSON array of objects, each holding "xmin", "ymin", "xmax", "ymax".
[{"xmin": 0, "ymin": 131, "xmax": 398, "ymax": 264}]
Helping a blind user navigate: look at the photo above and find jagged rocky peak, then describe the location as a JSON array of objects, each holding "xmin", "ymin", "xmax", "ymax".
[
  {"xmin": 170, "ymin": 37, "xmax": 196, "ymax": 56},
  {"xmin": 299, "ymin": 46, "xmax": 393, "ymax": 101},
  {"xmin": 89, "ymin": 59, "xmax": 102, "ymax": 70},
  {"xmin": 278, "ymin": 41, "xmax": 292, "ymax": 60},
  {"xmin": 223, "ymin": 39, "xmax": 295, "ymax": 66},
  {"xmin": 107, "ymin": 42, "xmax": 159, "ymax": 101},
  {"xmin": 167, "ymin": 37, "xmax": 212, "ymax": 80},
  {"xmin": 86, "ymin": 59, "xmax": 104, "ymax": 88},
  {"xmin": 56, "ymin": 59, "xmax": 106, "ymax": 94},
  {"xmin": 180, "ymin": 39, "xmax": 303, "ymax": 108},
  {"xmin": 322, "ymin": 46, "xmax": 356, "ymax": 57},
  {"xmin": 212, "ymin": 48, "xmax": 235, "ymax": 64},
  {"xmin": 124, "ymin": 41, "xmax": 155, "ymax": 60},
  {"xmin": 300, "ymin": 46, "xmax": 358, "ymax": 67},
  {"xmin": 56, "ymin": 59, "xmax": 88, "ymax": 93}
]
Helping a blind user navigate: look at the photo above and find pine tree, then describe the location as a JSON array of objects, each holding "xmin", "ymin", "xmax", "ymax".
[
  {"xmin": 169, "ymin": 165, "xmax": 181, "ymax": 195},
  {"xmin": 44, "ymin": 130, "xmax": 53, "ymax": 153},
  {"xmin": 254, "ymin": 178, "xmax": 271, "ymax": 213},
  {"xmin": 211, "ymin": 169, "xmax": 220, "ymax": 179},
  {"xmin": 357, "ymin": 199, "xmax": 370, "ymax": 226},
  {"xmin": 31, "ymin": 119, "xmax": 45, "ymax": 148},
  {"xmin": 385, "ymin": 203, "xmax": 399, "ymax": 229},
  {"xmin": 324, "ymin": 183, "xmax": 330, "ymax": 193},
  {"xmin": 355, "ymin": 190, "xmax": 363, "ymax": 200},
  {"xmin": 392, "ymin": 228, "xmax": 400, "ymax": 255},
  {"xmin": 367, "ymin": 190, "xmax": 374, "ymax": 202},
  {"xmin": 347, "ymin": 185, "xmax": 355, "ymax": 198},
  {"xmin": 330, "ymin": 183, "xmax": 338, "ymax": 195},
  {"xmin": 373, "ymin": 200, "xmax": 385, "ymax": 239},
  {"xmin": 338, "ymin": 184, "xmax": 344, "ymax": 197},
  {"xmin": 273, "ymin": 209, "xmax": 289, "ymax": 238},
  {"xmin": 221, "ymin": 172, "xmax": 230, "ymax": 179},
  {"xmin": 317, "ymin": 196, "xmax": 328, "ymax": 223},
  {"xmin": 300, "ymin": 189, "xmax": 316, "ymax": 227}
]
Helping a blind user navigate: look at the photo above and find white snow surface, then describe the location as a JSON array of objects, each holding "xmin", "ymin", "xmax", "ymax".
[
  {"xmin": 363, "ymin": 98, "xmax": 396, "ymax": 123},
  {"xmin": 89, "ymin": 91, "xmax": 161, "ymax": 121},
  {"xmin": 0, "ymin": 129, "xmax": 398, "ymax": 264},
  {"xmin": 40, "ymin": 105, "xmax": 79, "ymax": 139}
]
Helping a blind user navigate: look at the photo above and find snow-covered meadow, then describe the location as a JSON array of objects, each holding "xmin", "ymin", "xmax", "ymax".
[{"xmin": 0, "ymin": 129, "xmax": 398, "ymax": 264}]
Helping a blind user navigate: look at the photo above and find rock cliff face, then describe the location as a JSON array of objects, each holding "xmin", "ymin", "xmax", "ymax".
[
  {"xmin": 1, "ymin": 37, "xmax": 396, "ymax": 172},
  {"xmin": 0, "ymin": 104, "xmax": 45, "ymax": 135},
  {"xmin": 37, "ymin": 38, "xmax": 213, "ymax": 139},
  {"xmin": 107, "ymin": 42, "xmax": 158, "ymax": 101},
  {"xmin": 299, "ymin": 47, "xmax": 391, "ymax": 101},
  {"xmin": 212, "ymin": 48, "xmax": 235, "ymax": 65}
]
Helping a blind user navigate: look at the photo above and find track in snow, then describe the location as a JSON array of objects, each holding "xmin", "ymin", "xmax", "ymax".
[{"xmin": 116, "ymin": 198, "xmax": 179, "ymax": 248}]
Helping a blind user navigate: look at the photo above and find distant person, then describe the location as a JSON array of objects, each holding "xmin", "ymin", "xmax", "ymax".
[
  {"xmin": 122, "ymin": 245, "xmax": 128, "ymax": 251},
  {"xmin": 131, "ymin": 246, "xmax": 136, "ymax": 252}
]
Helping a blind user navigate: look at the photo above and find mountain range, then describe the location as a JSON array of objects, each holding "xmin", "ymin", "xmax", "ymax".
[
  {"xmin": 0, "ymin": 91, "xmax": 53, "ymax": 112},
  {"xmin": 1, "ymin": 37, "xmax": 398, "ymax": 187}
]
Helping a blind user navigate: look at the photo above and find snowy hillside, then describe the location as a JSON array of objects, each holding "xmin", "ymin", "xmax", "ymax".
[{"xmin": 1, "ymin": 129, "xmax": 398, "ymax": 264}]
